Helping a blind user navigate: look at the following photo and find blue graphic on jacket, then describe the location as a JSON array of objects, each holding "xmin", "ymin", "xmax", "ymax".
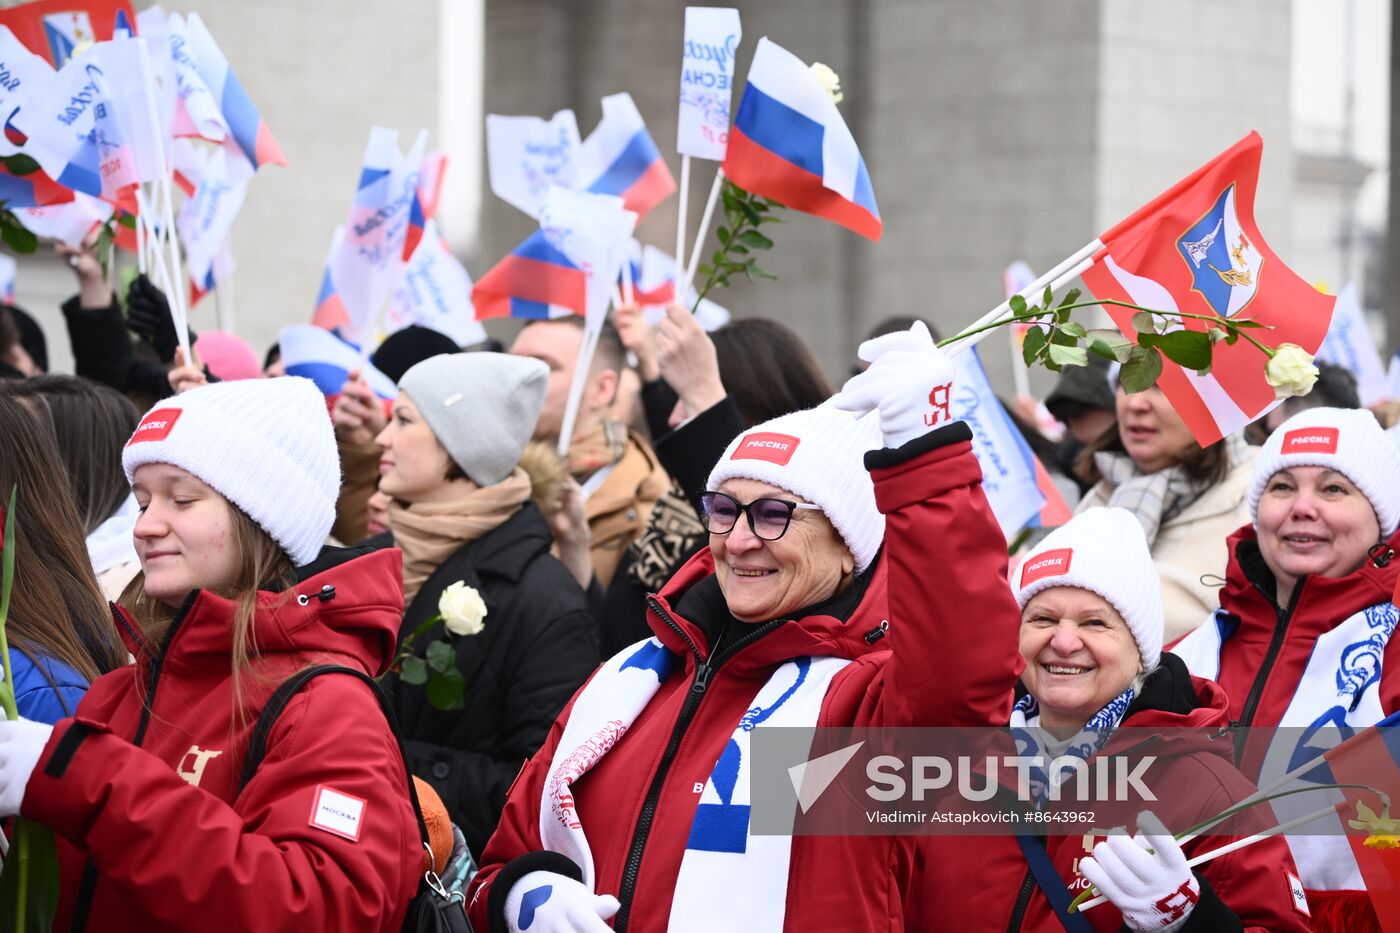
[
  {"xmin": 1287, "ymin": 705, "xmax": 1354, "ymax": 784},
  {"xmin": 620, "ymin": 639, "xmax": 678, "ymax": 683},
  {"xmin": 518, "ymin": 884, "xmax": 553, "ymax": 929},
  {"xmin": 686, "ymin": 658, "xmax": 812, "ymax": 853},
  {"xmin": 1336, "ymin": 603, "xmax": 1398, "ymax": 706}
]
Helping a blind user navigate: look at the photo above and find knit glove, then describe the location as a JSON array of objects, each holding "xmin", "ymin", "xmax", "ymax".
[
  {"xmin": 126, "ymin": 273, "xmax": 185, "ymax": 363},
  {"xmin": 504, "ymin": 871, "xmax": 619, "ymax": 933},
  {"xmin": 0, "ymin": 708, "xmax": 52, "ymax": 818},
  {"xmin": 1078, "ymin": 811, "xmax": 1199, "ymax": 931},
  {"xmin": 831, "ymin": 320, "xmax": 957, "ymax": 448}
]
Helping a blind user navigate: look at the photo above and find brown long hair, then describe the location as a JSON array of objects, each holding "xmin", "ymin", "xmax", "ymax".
[
  {"xmin": 1075, "ymin": 418, "xmax": 1232, "ymax": 487},
  {"xmin": 0, "ymin": 396, "xmax": 125, "ymax": 681},
  {"xmin": 119, "ymin": 499, "xmax": 295, "ymax": 714}
]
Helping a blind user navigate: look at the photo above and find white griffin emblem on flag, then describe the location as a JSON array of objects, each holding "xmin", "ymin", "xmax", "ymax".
[{"xmin": 1176, "ymin": 183, "xmax": 1262, "ymax": 318}]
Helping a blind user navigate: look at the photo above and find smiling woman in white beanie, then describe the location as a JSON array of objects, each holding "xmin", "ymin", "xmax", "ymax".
[
  {"xmin": 909, "ymin": 506, "xmax": 1310, "ymax": 933},
  {"xmin": 1174, "ymin": 406, "xmax": 1400, "ymax": 930},
  {"xmin": 369, "ymin": 351, "xmax": 598, "ymax": 859},
  {"xmin": 0, "ymin": 376, "xmax": 425, "ymax": 930}
]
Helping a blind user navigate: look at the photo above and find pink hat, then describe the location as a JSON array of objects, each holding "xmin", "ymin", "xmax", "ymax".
[{"xmin": 195, "ymin": 331, "xmax": 262, "ymax": 382}]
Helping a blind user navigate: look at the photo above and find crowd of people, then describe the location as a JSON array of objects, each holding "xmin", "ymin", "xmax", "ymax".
[{"xmin": 0, "ymin": 234, "xmax": 1396, "ymax": 932}]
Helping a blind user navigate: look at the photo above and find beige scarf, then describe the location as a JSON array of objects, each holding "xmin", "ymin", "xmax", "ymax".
[
  {"xmin": 389, "ymin": 468, "xmax": 533, "ymax": 605},
  {"xmin": 566, "ymin": 419, "xmax": 628, "ymax": 480}
]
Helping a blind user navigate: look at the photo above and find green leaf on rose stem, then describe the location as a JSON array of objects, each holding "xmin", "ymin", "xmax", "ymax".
[
  {"xmin": 399, "ymin": 655, "xmax": 428, "ymax": 686},
  {"xmin": 738, "ymin": 230, "xmax": 773, "ymax": 250},
  {"xmin": 1139, "ymin": 329, "xmax": 1212, "ymax": 370},
  {"xmin": 1042, "ymin": 355, "xmax": 1063, "ymax": 373},
  {"xmin": 0, "ymin": 820, "xmax": 61, "ymax": 933},
  {"xmin": 749, "ymin": 196, "xmax": 769, "ymax": 212},
  {"xmin": 118, "ymin": 212, "xmax": 136, "ymax": 229},
  {"xmin": 1047, "ymin": 343, "xmax": 1089, "ymax": 367},
  {"xmin": 0, "ymin": 682, "xmax": 11, "ymax": 712},
  {"xmin": 426, "ymin": 668, "xmax": 466, "ymax": 711},
  {"xmin": 0, "ymin": 154, "xmax": 40, "ymax": 176},
  {"xmin": 1225, "ymin": 329, "xmax": 1239, "ymax": 345},
  {"xmin": 1230, "ymin": 318, "xmax": 1266, "ymax": 328},
  {"xmin": 716, "ymin": 226, "xmax": 731, "ymax": 246},
  {"xmin": 729, "ymin": 243, "xmax": 749, "ymax": 255},
  {"xmin": 1084, "ymin": 329, "xmax": 1134, "ymax": 363},
  {"xmin": 722, "ymin": 260, "xmax": 747, "ymax": 275},
  {"xmin": 1120, "ymin": 346, "xmax": 1164, "ymax": 393},
  {"xmin": 697, "ymin": 264, "xmax": 713, "ymax": 279},
  {"xmin": 1056, "ymin": 287, "xmax": 1082, "ymax": 307},
  {"xmin": 1021, "ymin": 326, "xmax": 1048, "ymax": 366},
  {"xmin": 721, "ymin": 184, "xmax": 741, "ymax": 213},
  {"xmin": 749, "ymin": 264, "xmax": 777, "ymax": 281},
  {"xmin": 1059, "ymin": 321, "xmax": 1087, "ymax": 338},
  {"xmin": 1, "ymin": 484, "xmax": 15, "ymax": 625},
  {"xmin": 1130, "ymin": 311, "xmax": 1156, "ymax": 334},
  {"xmin": 0, "ymin": 218, "xmax": 35, "ymax": 255},
  {"xmin": 1048, "ymin": 325, "xmax": 1078, "ymax": 347},
  {"xmin": 425, "ymin": 639, "xmax": 455, "ymax": 674},
  {"xmin": 1042, "ymin": 285, "xmax": 1054, "ymax": 308},
  {"xmin": 1008, "ymin": 294, "xmax": 1028, "ymax": 315},
  {"xmin": 756, "ymin": 213, "xmax": 784, "ymax": 224},
  {"xmin": 739, "ymin": 199, "xmax": 762, "ymax": 226}
]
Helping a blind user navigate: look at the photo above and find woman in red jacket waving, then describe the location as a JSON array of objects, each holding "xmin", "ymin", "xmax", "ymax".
[{"xmin": 0, "ymin": 377, "xmax": 421, "ymax": 931}]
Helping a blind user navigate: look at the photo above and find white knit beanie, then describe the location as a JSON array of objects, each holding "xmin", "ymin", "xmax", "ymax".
[
  {"xmin": 123, "ymin": 377, "xmax": 340, "ymax": 566},
  {"xmin": 1248, "ymin": 407, "xmax": 1400, "ymax": 537},
  {"xmin": 398, "ymin": 353, "xmax": 549, "ymax": 487},
  {"xmin": 706, "ymin": 403, "xmax": 885, "ymax": 573},
  {"xmin": 1014, "ymin": 507, "xmax": 1163, "ymax": 670}
]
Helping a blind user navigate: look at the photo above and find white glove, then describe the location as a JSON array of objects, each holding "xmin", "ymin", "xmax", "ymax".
[
  {"xmin": 0, "ymin": 708, "xmax": 53, "ymax": 818},
  {"xmin": 504, "ymin": 870, "xmax": 620, "ymax": 933},
  {"xmin": 831, "ymin": 321, "xmax": 958, "ymax": 448},
  {"xmin": 1078, "ymin": 811, "xmax": 1200, "ymax": 931}
]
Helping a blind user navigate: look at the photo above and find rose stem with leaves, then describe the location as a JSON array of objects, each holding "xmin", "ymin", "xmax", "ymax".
[{"xmin": 690, "ymin": 180, "xmax": 783, "ymax": 312}]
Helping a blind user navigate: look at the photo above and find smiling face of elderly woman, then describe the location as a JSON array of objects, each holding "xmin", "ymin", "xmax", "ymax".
[{"xmin": 706, "ymin": 477, "xmax": 854, "ymax": 623}]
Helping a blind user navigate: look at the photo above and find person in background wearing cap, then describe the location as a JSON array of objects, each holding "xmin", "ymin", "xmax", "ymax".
[
  {"xmin": 911, "ymin": 508, "xmax": 1308, "ymax": 933},
  {"xmin": 1075, "ymin": 383, "xmax": 1256, "ymax": 644},
  {"xmin": 0, "ymin": 377, "xmax": 423, "ymax": 930},
  {"xmin": 511, "ymin": 317, "xmax": 669, "ymax": 589},
  {"xmin": 1173, "ymin": 406, "xmax": 1400, "ymax": 931},
  {"xmin": 330, "ymin": 324, "xmax": 461, "ymax": 545},
  {"xmin": 467, "ymin": 322, "xmax": 1024, "ymax": 933},
  {"xmin": 370, "ymin": 352, "xmax": 598, "ymax": 861},
  {"xmin": 1043, "ymin": 353, "xmax": 1118, "ymax": 496}
]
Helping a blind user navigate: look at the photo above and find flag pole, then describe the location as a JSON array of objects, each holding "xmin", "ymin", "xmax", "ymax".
[
  {"xmin": 556, "ymin": 316, "xmax": 605, "ymax": 458},
  {"xmin": 674, "ymin": 153, "xmax": 691, "ymax": 292},
  {"xmin": 621, "ymin": 255, "xmax": 635, "ymax": 306},
  {"xmin": 681, "ymin": 166, "xmax": 725, "ymax": 300},
  {"xmin": 1010, "ymin": 329, "xmax": 1031, "ymax": 398},
  {"xmin": 947, "ymin": 241, "xmax": 1102, "ymax": 359}
]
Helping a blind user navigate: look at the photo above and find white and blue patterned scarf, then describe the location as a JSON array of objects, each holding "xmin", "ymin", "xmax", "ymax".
[{"xmin": 1008, "ymin": 687, "xmax": 1136, "ymax": 804}]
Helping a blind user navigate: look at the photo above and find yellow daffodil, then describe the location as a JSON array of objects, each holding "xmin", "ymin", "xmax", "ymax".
[{"xmin": 1349, "ymin": 800, "xmax": 1400, "ymax": 849}]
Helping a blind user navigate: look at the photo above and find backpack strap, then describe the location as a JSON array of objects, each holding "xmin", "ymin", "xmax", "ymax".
[
  {"xmin": 238, "ymin": 664, "xmax": 431, "ymax": 848},
  {"xmin": 1015, "ymin": 833, "xmax": 1095, "ymax": 932}
]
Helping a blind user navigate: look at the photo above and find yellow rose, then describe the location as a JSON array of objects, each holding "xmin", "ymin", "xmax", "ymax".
[
  {"xmin": 1264, "ymin": 343, "xmax": 1319, "ymax": 399},
  {"xmin": 438, "ymin": 581, "xmax": 487, "ymax": 636},
  {"xmin": 809, "ymin": 62, "xmax": 844, "ymax": 104}
]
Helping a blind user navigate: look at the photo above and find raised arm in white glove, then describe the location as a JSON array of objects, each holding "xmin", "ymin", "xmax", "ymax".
[
  {"xmin": 831, "ymin": 320, "xmax": 957, "ymax": 448},
  {"xmin": 1077, "ymin": 811, "xmax": 1200, "ymax": 932},
  {"xmin": 504, "ymin": 870, "xmax": 620, "ymax": 933},
  {"xmin": 0, "ymin": 708, "xmax": 53, "ymax": 818}
]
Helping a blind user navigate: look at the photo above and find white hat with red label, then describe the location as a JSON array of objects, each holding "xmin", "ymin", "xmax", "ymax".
[
  {"xmin": 1014, "ymin": 507, "xmax": 1163, "ymax": 670},
  {"xmin": 1248, "ymin": 406, "xmax": 1400, "ymax": 537},
  {"xmin": 707, "ymin": 402, "xmax": 885, "ymax": 573},
  {"xmin": 123, "ymin": 377, "xmax": 340, "ymax": 566}
]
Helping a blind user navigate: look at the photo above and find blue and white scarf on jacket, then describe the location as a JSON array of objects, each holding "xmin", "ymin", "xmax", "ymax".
[
  {"xmin": 537, "ymin": 636, "xmax": 850, "ymax": 933},
  {"xmin": 1008, "ymin": 688, "xmax": 1135, "ymax": 804}
]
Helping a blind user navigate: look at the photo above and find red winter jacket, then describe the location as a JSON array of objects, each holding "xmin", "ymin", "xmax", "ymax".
[
  {"xmin": 467, "ymin": 423, "xmax": 1026, "ymax": 933},
  {"xmin": 908, "ymin": 656, "xmax": 1311, "ymax": 932},
  {"xmin": 20, "ymin": 547, "xmax": 421, "ymax": 932}
]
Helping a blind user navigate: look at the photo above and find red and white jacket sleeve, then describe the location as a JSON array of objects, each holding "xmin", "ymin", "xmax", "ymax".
[{"xmin": 22, "ymin": 677, "xmax": 421, "ymax": 932}]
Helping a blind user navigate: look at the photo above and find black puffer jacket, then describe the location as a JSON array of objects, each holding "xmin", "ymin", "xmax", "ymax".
[{"xmin": 371, "ymin": 502, "xmax": 599, "ymax": 856}]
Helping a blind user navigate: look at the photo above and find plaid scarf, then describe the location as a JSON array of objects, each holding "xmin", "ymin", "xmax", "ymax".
[{"xmin": 1093, "ymin": 434, "xmax": 1248, "ymax": 546}]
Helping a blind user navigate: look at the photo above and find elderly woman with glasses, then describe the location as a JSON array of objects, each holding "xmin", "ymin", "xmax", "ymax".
[{"xmin": 465, "ymin": 323, "xmax": 1025, "ymax": 933}]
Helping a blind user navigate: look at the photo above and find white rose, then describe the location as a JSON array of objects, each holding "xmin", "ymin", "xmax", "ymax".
[
  {"xmin": 438, "ymin": 581, "xmax": 487, "ymax": 637},
  {"xmin": 809, "ymin": 62, "xmax": 844, "ymax": 104},
  {"xmin": 1264, "ymin": 343, "xmax": 1319, "ymax": 399}
]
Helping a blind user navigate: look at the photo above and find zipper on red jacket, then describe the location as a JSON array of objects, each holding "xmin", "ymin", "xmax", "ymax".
[
  {"xmin": 611, "ymin": 597, "xmax": 783, "ymax": 932},
  {"xmin": 70, "ymin": 592, "xmax": 198, "ymax": 933},
  {"xmin": 1230, "ymin": 579, "xmax": 1304, "ymax": 764},
  {"xmin": 1005, "ymin": 867, "xmax": 1035, "ymax": 932}
]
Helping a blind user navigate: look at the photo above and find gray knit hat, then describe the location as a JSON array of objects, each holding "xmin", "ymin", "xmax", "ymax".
[{"xmin": 398, "ymin": 352, "xmax": 548, "ymax": 487}]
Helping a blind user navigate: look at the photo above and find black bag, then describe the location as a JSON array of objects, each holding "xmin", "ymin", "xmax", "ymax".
[{"xmin": 240, "ymin": 664, "xmax": 473, "ymax": 933}]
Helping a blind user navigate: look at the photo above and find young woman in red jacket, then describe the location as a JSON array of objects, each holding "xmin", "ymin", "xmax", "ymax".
[
  {"xmin": 0, "ymin": 377, "xmax": 422, "ymax": 932},
  {"xmin": 1174, "ymin": 406, "xmax": 1400, "ymax": 931}
]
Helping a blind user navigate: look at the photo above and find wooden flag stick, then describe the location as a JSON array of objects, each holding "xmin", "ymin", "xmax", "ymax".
[{"xmin": 681, "ymin": 166, "xmax": 725, "ymax": 301}]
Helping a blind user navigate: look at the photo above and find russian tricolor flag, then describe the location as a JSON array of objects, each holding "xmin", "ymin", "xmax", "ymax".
[
  {"xmin": 621, "ymin": 240, "xmax": 678, "ymax": 307},
  {"xmin": 471, "ymin": 229, "xmax": 587, "ymax": 320},
  {"xmin": 723, "ymin": 38, "xmax": 881, "ymax": 241},
  {"xmin": 311, "ymin": 225, "xmax": 350, "ymax": 331},
  {"xmin": 576, "ymin": 93, "xmax": 675, "ymax": 221},
  {"xmin": 279, "ymin": 324, "xmax": 397, "ymax": 400},
  {"xmin": 185, "ymin": 13, "xmax": 286, "ymax": 173}
]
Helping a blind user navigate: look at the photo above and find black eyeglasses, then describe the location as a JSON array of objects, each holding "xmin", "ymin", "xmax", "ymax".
[{"xmin": 700, "ymin": 491, "xmax": 822, "ymax": 541}]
